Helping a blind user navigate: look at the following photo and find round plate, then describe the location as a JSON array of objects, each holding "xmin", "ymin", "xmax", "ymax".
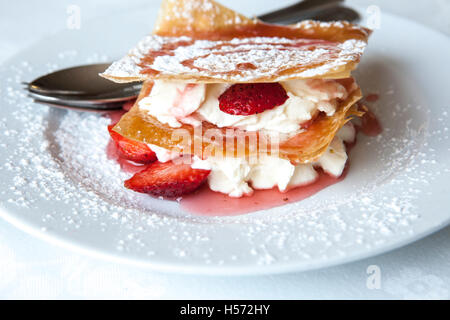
[{"xmin": 0, "ymin": 5, "xmax": 449, "ymax": 275}]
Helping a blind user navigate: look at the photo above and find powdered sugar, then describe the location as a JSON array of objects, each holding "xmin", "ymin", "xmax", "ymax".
[{"xmin": 102, "ymin": 35, "xmax": 367, "ymax": 83}]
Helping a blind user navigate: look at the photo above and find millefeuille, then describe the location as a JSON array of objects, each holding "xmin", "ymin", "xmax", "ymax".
[{"xmin": 101, "ymin": 0, "xmax": 371, "ymax": 199}]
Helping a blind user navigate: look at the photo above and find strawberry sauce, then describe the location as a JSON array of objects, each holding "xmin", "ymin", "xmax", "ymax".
[
  {"xmin": 358, "ymin": 109, "xmax": 382, "ymax": 137},
  {"xmin": 358, "ymin": 94, "xmax": 382, "ymax": 137},
  {"xmin": 180, "ymin": 168, "xmax": 347, "ymax": 216},
  {"xmin": 365, "ymin": 93, "xmax": 379, "ymax": 102}
]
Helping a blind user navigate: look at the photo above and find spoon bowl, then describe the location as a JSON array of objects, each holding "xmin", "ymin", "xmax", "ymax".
[{"xmin": 25, "ymin": 63, "xmax": 141, "ymax": 97}]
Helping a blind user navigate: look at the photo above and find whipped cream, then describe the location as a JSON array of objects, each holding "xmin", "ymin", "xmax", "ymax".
[
  {"xmin": 139, "ymin": 81, "xmax": 205, "ymax": 128},
  {"xmin": 138, "ymin": 79, "xmax": 348, "ymax": 134}
]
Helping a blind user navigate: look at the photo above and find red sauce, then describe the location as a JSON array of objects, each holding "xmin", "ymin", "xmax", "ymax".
[
  {"xmin": 236, "ymin": 62, "xmax": 257, "ymax": 70},
  {"xmin": 103, "ymin": 109, "xmax": 127, "ymax": 124},
  {"xmin": 358, "ymin": 94, "xmax": 383, "ymax": 136},
  {"xmin": 359, "ymin": 109, "xmax": 382, "ymax": 136},
  {"xmin": 102, "ymin": 99, "xmax": 135, "ymax": 125},
  {"xmin": 122, "ymin": 100, "xmax": 135, "ymax": 111},
  {"xmin": 180, "ymin": 168, "xmax": 347, "ymax": 216},
  {"xmin": 365, "ymin": 93, "xmax": 379, "ymax": 103}
]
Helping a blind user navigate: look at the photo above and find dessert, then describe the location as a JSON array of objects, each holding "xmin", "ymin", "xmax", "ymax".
[{"xmin": 100, "ymin": 0, "xmax": 372, "ymax": 210}]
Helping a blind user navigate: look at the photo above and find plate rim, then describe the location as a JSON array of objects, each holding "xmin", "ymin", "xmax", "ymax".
[{"xmin": 1, "ymin": 204, "xmax": 449, "ymax": 275}]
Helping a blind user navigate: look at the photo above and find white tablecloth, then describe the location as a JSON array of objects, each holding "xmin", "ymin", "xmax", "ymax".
[{"xmin": 0, "ymin": 0, "xmax": 449, "ymax": 299}]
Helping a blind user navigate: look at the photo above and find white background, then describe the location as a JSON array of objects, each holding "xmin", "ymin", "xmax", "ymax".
[{"xmin": 0, "ymin": 0, "xmax": 449, "ymax": 299}]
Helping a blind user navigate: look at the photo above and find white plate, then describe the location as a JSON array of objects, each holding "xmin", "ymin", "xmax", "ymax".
[{"xmin": 0, "ymin": 5, "xmax": 449, "ymax": 276}]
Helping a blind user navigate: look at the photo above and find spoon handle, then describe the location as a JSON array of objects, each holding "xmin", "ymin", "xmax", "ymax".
[{"xmin": 257, "ymin": 0, "xmax": 344, "ymax": 24}]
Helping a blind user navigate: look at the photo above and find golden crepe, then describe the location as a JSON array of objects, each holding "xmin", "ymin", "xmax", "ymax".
[{"xmin": 101, "ymin": 0, "xmax": 370, "ymax": 164}]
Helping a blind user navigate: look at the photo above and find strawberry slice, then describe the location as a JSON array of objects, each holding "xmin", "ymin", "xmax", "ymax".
[
  {"xmin": 124, "ymin": 161, "xmax": 210, "ymax": 198},
  {"xmin": 108, "ymin": 125, "xmax": 157, "ymax": 164},
  {"xmin": 218, "ymin": 83, "xmax": 288, "ymax": 116}
]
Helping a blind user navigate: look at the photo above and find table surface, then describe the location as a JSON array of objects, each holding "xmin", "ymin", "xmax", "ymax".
[{"xmin": 0, "ymin": 0, "xmax": 449, "ymax": 299}]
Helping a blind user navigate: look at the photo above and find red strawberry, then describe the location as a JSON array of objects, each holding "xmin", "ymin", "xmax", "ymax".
[
  {"xmin": 218, "ymin": 83, "xmax": 288, "ymax": 116},
  {"xmin": 124, "ymin": 161, "xmax": 210, "ymax": 198},
  {"xmin": 108, "ymin": 125, "xmax": 157, "ymax": 164}
]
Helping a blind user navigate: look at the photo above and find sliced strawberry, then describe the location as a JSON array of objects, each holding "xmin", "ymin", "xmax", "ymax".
[
  {"xmin": 124, "ymin": 161, "xmax": 210, "ymax": 198},
  {"xmin": 218, "ymin": 83, "xmax": 288, "ymax": 116},
  {"xmin": 108, "ymin": 125, "xmax": 157, "ymax": 164}
]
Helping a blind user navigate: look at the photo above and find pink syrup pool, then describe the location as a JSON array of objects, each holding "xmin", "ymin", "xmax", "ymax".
[{"xmin": 180, "ymin": 168, "xmax": 348, "ymax": 216}]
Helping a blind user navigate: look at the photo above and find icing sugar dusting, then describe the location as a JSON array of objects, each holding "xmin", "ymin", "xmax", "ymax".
[
  {"xmin": 102, "ymin": 35, "xmax": 366, "ymax": 82},
  {"xmin": 0, "ymin": 56, "xmax": 449, "ymax": 270}
]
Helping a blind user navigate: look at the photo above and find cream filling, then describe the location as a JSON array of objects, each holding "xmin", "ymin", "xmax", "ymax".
[
  {"xmin": 138, "ymin": 79, "xmax": 348, "ymax": 134},
  {"xmin": 138, "ymin": 81, "xmax": 205, "ymax": 128}
]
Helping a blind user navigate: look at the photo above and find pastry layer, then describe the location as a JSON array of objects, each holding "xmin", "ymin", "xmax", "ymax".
[
  {"xmin": 101, "ymin": 0, "xmax": 371, "ymax": 83},
  {"xmin": 101, "ymin": 34, "xmax": 368, "ymax": 83}
]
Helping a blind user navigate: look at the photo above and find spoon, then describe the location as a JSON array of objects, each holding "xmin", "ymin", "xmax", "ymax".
[
  {"xmin": 25, "ymin": 0, "xmax": 360, "ymax": 112},
  {"xmin": 258, "ymin": 0, "xmax": 345, "ymax": 24},
  {"xmin": 24, "ymin": 63, "xmax": 142, "ymax": 110}
]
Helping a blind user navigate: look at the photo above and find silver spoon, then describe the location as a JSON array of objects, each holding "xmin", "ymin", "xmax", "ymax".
[
  {"xmin": 258, "ymin": 0, "xmax": 345, "ymax": 24},
  {"xmin": 24, "ymin": 63, "xmax": 142, "ymax": 110},
  {"xmin": 25, "ymin": 0, "xmax": 360, "ymax": 112}
]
